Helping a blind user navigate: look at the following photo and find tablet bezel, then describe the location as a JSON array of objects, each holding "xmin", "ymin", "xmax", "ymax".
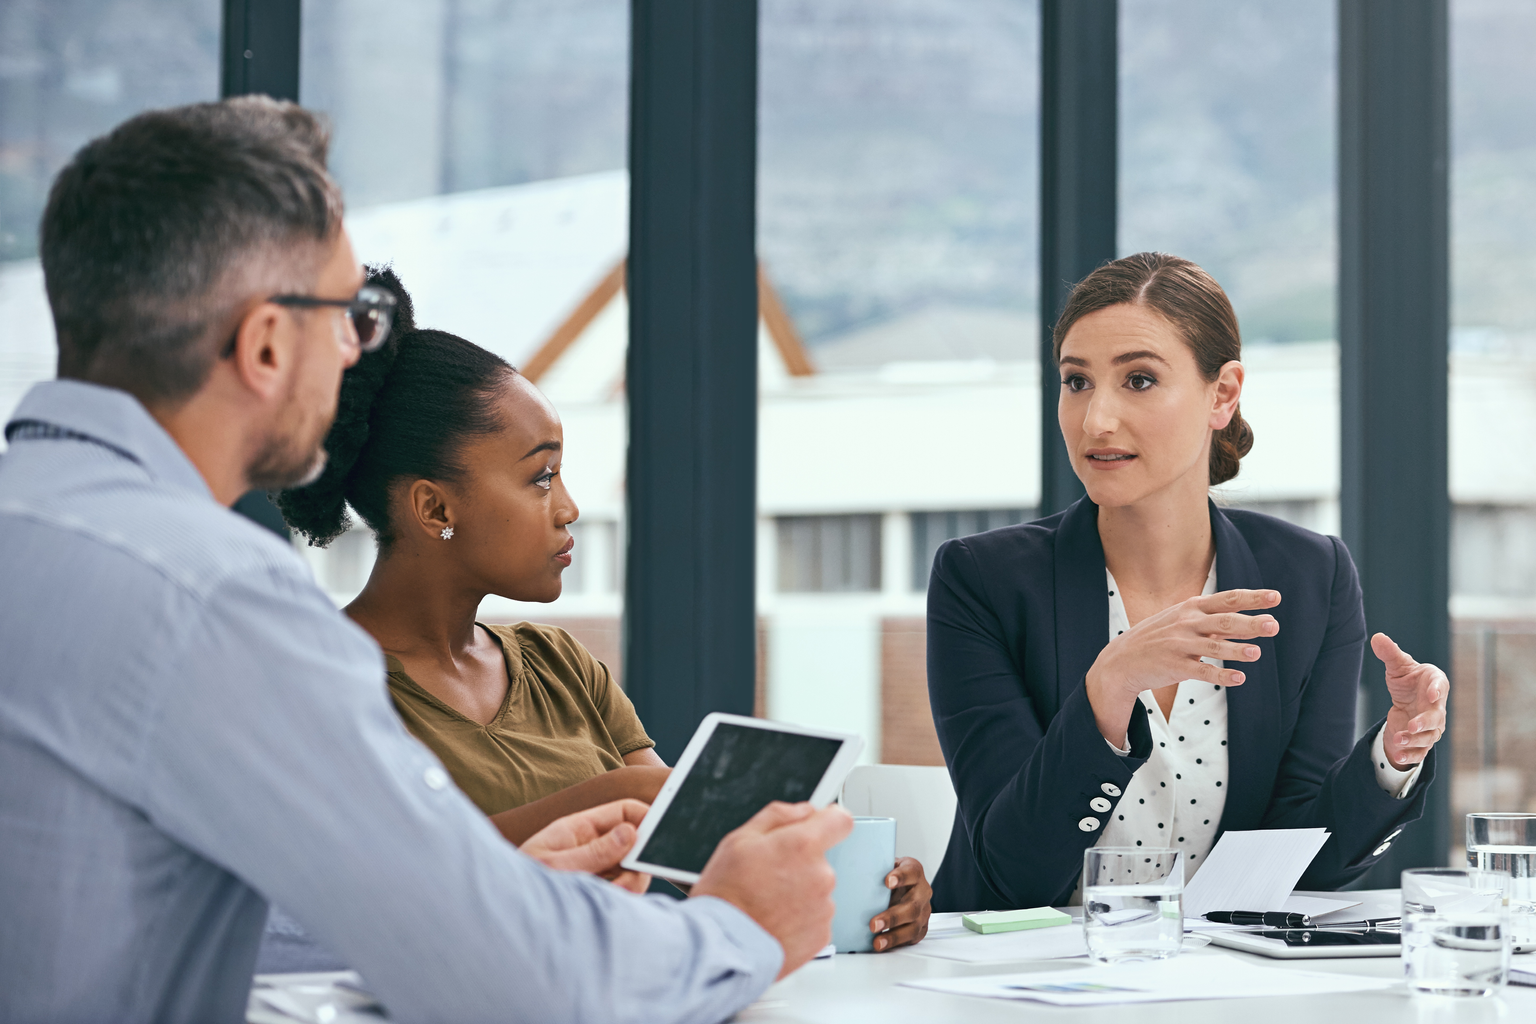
[
  {"xmin": 620, "ymin": 712, "xmax": 864, "ymax": 885},
  {"xmin": 1206, "ymin": 930, "xmax": 1401, "ymax": 959}
]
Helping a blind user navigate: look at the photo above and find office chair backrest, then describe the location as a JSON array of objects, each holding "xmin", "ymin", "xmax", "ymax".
[{"xmin": 839, "ymin": 764, "xmax": 958, "ymax": 877}]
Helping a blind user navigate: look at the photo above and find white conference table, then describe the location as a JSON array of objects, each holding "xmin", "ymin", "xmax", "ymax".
[
  {"xmin": 249, "ymin": 890, "xmax": 1536, "ymax": 1023},
  {"xmin": 743, "ymin": 933, "xmax": 1534, "ymax": 1024}
]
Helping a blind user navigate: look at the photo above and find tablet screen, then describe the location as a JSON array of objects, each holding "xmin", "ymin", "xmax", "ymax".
[{"xmin": 638, "ymin": 722, "xmax": 845, "ymax": 875}]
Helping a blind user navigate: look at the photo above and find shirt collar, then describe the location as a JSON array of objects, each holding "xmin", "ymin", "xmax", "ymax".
[{"xmin": 7, "ymin": 379, "xmax": 214, "ymax": 500}]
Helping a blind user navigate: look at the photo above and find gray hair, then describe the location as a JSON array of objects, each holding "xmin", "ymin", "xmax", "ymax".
[{"xmin": 41, "ymin": 96, "xmax": 344, "ymax": 405}]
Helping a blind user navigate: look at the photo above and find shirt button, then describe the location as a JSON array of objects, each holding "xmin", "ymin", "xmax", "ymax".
[
  {"xmin": 423, "ymin": 767, "xmax": 450, "ymax": 791},
  {"xmin": 1372, "ymin": 841, "xmax": 1392, "ymax": 856},
  {"xmin": 1090, "ymin": 797, "xmax": 1112, "ymax": 813},
  {"xmin": 1101, "ymin": 783, "xmax": 1122, "ymax": 797},
  {"xmin": 1078, "ymin": 817, "xmax": 1101, "ymax": 832}
]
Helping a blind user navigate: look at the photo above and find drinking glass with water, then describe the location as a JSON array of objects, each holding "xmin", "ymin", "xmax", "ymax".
[
  {"xmin": 1466, "ymin": 812, "xmax": 1536, "ymax": 951},
  {"xmin": 1082, "ymin": 847, "xmax": 1183, "ymax": 963},
  {"xmin": 1401, "ymin": 867, "xmax": 1509, "ymax": 996}
]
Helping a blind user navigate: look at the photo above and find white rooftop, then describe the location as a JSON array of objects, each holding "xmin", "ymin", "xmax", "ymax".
[{"xmin": 4, "ymin": 170, "xmax": 1535, "ymax": 515}]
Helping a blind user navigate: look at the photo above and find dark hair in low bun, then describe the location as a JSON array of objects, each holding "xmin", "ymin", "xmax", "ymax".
[
  {"xmin": 275, "ymin": 266, "xmax": 514, "ymax": 549},
  {"xmin": 1053, "ymin": 252, "xmax": 1253, "ymax": 486},
  {"xmin": 1209, "ymin": 404, "xmax": 1254, "ymax": 487}
]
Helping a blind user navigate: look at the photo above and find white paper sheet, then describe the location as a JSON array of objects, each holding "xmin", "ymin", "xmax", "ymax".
[
  {"xmin": 1280, "ymin": 895, "xmax": 1362, "ymax": 919},
  {"xmin": 922, "ymin": 911, "xmax": 969, "ymax": 937},
  {"xmin": 248, "ymin": 972, "xmax": 385, "ymax": 1024},
  {"xmin": 1181, "ymin": 828, "xmax": 1331, "ymax": 919},
  {"xmin": 899, "ymin": 953, "xmax": 1395, "ymax": 1006},
  {"xmin": 913, "ymin": 921, "xmax": 1087, "ymax": 963}
]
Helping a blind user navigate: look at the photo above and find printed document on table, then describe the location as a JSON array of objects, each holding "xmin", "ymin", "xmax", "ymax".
[
  {"xmin": 899, "ymin": 953, "xmax": 1394, "ymax": 1006},
  {"xmin": 1181, "ymin": 828, "xmax": 1331, "ymax": 920}
]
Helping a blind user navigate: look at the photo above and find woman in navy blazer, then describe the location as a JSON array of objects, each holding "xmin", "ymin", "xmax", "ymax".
[{"xmin": 928, "ymin": 253, "xmax": 1450, "ymax": 912}]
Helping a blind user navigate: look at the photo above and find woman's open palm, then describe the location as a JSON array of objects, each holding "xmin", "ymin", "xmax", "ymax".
[{"xmin": 1373, "ymin": 633, "xmax": 1448, "ymax": 771}]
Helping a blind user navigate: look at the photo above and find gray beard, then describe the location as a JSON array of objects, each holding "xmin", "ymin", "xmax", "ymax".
[
  {"xmin": 290, "ymin": 448, "xmax": 329, "ymax": 487},
  {"xmin": 248, "ymin": 436, "xmax": 327, "ymax": 492}
]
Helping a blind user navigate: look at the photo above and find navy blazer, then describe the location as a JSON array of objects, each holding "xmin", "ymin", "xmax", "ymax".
[{"xmin": 927, "ymin": 497, "xmax": 1435, "ymax": 912}]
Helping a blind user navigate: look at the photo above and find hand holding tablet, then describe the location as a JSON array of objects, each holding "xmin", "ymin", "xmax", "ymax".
[
  {"xmin": 519, "ymin": 799, "xmax": 654, "ymax": 894},
  {"xmin": 621, "ymin": 714, "xmax": 864, "ymax": 884},
  {"xmin": 694, "ymin": 800, "xmax": 853, "ymax": 976},
  {"xmin": 621, "ymin": 713, "xmax": 865, "ymax": 977}
]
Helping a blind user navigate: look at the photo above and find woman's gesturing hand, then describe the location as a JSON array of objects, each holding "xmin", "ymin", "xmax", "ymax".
[
  {"xmin": 1373, "ymin": 633, "xmax": 1449, "ymax": 771},
  {"xmin": 869, "ymin": 857, "xmax": 932, "ymax": 951},
  {"xmin": 1085, "ymin": 588, "xmax": 1281, "ymax": 747}
]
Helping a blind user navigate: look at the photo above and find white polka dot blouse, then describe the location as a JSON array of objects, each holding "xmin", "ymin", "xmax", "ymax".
[{"xmin": 1092, "ymin": 557, "xmax": 1425, "ymax": 882}]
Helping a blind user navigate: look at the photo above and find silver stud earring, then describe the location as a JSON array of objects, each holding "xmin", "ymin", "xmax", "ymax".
[{"xmin": 440, "ymin": 527, "xmax": 454, "ymax": 540}]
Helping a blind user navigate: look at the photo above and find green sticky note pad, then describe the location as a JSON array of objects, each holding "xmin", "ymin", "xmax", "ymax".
[{"xmin": 961, "ymin": 907, "xmax": 1072, "ymax": 934}]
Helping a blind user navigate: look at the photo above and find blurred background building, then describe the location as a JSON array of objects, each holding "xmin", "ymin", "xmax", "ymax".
[{"xmin": 4, "ymin": 0, "xmax": 1535, "ymax": 859}]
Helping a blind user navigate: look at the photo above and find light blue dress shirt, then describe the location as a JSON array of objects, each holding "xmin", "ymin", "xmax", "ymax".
[{"xmin": 0, "ymin": 380, "xmax": 781, "ymax": 1024}]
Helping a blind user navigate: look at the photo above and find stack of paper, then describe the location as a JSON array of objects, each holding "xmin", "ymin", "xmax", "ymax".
[
  {"xmin": 899, "ymin": 953, "xmax": 1395, "ymax": 1006},
  {"xmin": 248, "ymin": 972, "xmax": 385, "ymax": 1024},
  {"xmin": 915, "ymin": 916, "xmax": 1086, "ymax": 963},
  {"xmin": 1274, "ymin": 895, "xmax": 1362, "ymax": 920},
  {"xmin": 1181, "ymin": 828, "xmax": 1331, "ymax": 919}
]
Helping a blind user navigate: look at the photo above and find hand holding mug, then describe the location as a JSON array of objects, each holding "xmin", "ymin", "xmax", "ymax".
[{"xmin": 869, "ymin": 857, "xmax": 932, "ymax": 951}]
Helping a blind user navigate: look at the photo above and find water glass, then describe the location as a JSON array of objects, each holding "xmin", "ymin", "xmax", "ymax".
[
  {"xmin": 1401, "ymin": 867, "xmax": 1509, "ymax": 996},
  {"xmin": 1082, "ymin": 847, "xmax": 1183, "ymax": 963},
  {"xmin": 1466, "ymin": 812, "xmax": 1536, "ymax": 950}
]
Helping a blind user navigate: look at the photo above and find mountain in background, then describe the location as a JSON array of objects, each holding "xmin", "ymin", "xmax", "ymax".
[{"xmin": 2, "ymin": 0, "xmax": 1532, "ymax": 360}]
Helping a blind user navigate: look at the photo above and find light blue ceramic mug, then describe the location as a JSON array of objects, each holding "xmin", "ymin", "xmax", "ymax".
[{"xmin": 824, "ymin": 816, "xmax": 897, "ymax": 953}]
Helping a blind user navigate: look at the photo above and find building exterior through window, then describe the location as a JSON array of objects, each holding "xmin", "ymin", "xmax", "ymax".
[{"xmin": 4, "ymin": 2, "xmax": 1536, "ymax": 853}]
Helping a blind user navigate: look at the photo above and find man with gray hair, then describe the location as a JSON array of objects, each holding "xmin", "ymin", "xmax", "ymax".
[{"xmin": 0, "ymin": 97, "xmax": 849, "ymax": 1024}]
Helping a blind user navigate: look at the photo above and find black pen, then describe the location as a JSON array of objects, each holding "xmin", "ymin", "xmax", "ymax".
[
  {"xmin": 1241, "ymin": 917, "xmax": 1400, "ymax": 932},
  {"xmin": 1203, "ymin": 911, "xmax": 1311, "ymax": 927},
  {"xmin": 1302, "ymin": 917, "xmax": 1400, "ymax": 931}
]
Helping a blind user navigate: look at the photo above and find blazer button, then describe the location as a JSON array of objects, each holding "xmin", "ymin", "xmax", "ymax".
[
  {"xmin": 1090, "ymin": 797, "xmax": 1112, "ymax": 813},
  {"xmin": 1372, "ymin": 841, "xmax": 1392, "ymax": 857},
  {"xmin": 1079, "ymin": 817, "xmax": 1101, "ymax": 832},
  {"xmin": 1101, "ymin": 783, "xmax": 1122, "ymax": 798}
]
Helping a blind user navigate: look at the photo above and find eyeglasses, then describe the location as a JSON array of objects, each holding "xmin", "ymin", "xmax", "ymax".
[
  {"xmin": 222, "ymin": 285, "xmax": 397, "ymax": 358},
  {"xmin": 269, "ymin": 285, "xmax": 397, "ymax": 352}
]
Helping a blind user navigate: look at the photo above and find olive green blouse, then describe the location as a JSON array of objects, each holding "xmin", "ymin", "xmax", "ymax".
[{"xmin": 385, "ymin": 622, "xmax": 654, "ymax": 817}]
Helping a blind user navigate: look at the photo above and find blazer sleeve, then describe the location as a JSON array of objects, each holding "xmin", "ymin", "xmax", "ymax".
[
  {"xmin": 927, "ymin": 537, "xmax": 1153, "ymax": 908},
  {"xmin": 1261, "ymin": 535, "xmax": 1435, "ymax": 888}
]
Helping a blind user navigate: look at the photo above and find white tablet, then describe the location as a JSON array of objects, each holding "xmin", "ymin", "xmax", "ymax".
[
  {"xmin": 620, "ymin": 713, "xmax": 863, "ymax": 885},
  {"xmin": 1207, "ymin": 930, "xmax": 1401, "ymax": 959}
]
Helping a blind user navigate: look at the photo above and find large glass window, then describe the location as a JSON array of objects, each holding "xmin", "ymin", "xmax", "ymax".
[
  {"xmin": 1448, "ymin": 0, "xmax": 1536, "ymax": 836},
  {"xmin": 0, "ymin": 0, "xmax": 220, "ymax": 433},
  {"xmin": 910, "ymin": 508, "xmax": 1030, "ymax": 591},
  {"xmin": 757, "ymin": 0, "xmax": 1040, "ymax": 763},
  {"xmin": 777, "ymin": 514, "xmax": 883, "ymax": 594},
  {"xmin": 297, "ymin": 0, "xmax": 630, "ymax": 676},
  {"xmin": 1120, "ymin": 0, "xmax": 1339, "ymax": 535}
]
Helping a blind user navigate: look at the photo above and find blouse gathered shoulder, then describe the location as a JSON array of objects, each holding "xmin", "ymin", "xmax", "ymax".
[
  {"xmin": 386, "ymin": 622, "xmax": 654, "ymax": 816},
  {"xmin": 925, "ymin": 497, "xmax": 1438, "ymax": 913}
]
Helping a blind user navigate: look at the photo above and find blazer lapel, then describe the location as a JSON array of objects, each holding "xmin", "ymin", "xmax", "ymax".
[
  {"xmin": 1210, "ymin": 502, "xmax": 1282, "ymax": 833},
  {"xmin": 1052, "ymin": 497, "xmax": 1111, "ymax": 715}
]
